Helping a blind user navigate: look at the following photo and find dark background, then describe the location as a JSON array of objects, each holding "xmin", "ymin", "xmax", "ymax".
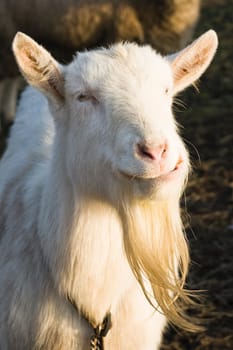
[{"xmin": 162, "ymin": 0, "xmax": 233, "ymax": 349}]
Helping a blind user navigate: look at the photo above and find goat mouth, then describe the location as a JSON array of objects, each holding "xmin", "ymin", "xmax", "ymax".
[
  {"xmin": 159, "ymin": 158, "xmax": 184, "ymax": 180},
  {"xmin": 119, "ymin": 159, "xmax": 184, "ymax": 181}
]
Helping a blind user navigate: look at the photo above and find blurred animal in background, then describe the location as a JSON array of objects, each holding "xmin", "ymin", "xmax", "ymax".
[{"xmin": 0, "ymin": 0, "xmax": 200, "ymax": 154}]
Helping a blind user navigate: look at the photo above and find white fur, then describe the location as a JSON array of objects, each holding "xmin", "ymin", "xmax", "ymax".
[{"xmin": 0, "ymin": 31, "xmax": 218, "ymax": 349}]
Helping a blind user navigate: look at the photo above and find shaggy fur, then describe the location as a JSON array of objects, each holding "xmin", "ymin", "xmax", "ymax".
[{"xmin": 0, "ymin": 30, "xmax": 217, "ymax": 349}]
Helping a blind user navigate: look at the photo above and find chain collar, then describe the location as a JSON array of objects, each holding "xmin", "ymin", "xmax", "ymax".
[
  {"xmin": 67, "ymin": 296, "xmax": 111, "ymax": 350},
  {"xmin": 90, "ymin": 313, "xmax": 111, "ymax": 350}
]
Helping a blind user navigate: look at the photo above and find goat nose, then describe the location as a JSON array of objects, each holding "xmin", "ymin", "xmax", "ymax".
[{"xmin": 137, "ymin": 142, "xmax": 167, "ymax": 162}]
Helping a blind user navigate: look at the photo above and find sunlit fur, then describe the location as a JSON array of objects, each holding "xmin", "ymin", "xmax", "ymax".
[
  {"xmin": 119, "ymin": 197, "xmax": 192, "ymax": 327},
  {"xmin": 0, "ymin": 31, "xmax": 218, "ymax": 349}
]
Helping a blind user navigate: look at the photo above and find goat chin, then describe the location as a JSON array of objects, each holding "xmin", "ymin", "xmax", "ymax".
[{"xmin": 99, "ymin": 162, "xmax": 188, "ymax": 203}]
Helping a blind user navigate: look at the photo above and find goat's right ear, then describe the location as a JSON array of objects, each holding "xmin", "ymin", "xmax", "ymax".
[{"xmin": 12, "ymin": 32, "xmax": 64, "ymax": 104}]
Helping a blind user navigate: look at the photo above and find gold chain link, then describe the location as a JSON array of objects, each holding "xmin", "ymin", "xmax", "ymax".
[{"xmin": 89, "ymin": 313, "xmax": 111, "ymax": 350}]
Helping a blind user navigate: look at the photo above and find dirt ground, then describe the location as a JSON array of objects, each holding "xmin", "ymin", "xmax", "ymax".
[{"xmin": 161, "ymin": 0, "xmax": 233, "ymax": 349}]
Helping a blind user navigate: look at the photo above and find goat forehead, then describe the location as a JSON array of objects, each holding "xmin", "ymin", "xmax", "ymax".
[{"xmin": 67, "ymin": 43, "xmax": 172, "ymax": 93}]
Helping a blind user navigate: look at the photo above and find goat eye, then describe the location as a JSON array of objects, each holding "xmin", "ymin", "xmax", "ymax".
[
  {"xmin": 165, "ymin": 88, "xmax": 169, "ymax": 94},
  {"xmin": 77, "ymin": 92, "xmax": 98, "ymax": 104},
  {"xmin": 77, "ymin": 93, "xmax": 90, "ymax": 102}
]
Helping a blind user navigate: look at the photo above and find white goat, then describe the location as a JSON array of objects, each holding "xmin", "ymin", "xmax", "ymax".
[{"xmin": 0, "ymin": 30, "xmax": 218, "ymax": 349}]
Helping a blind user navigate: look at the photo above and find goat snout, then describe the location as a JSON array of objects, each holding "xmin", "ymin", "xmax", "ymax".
[{"xmin": 136, "ymin": 142, "xmax": 167, "ymax": 163}]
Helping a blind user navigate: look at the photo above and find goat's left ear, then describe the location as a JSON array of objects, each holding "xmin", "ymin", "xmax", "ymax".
[
  {"xmin": 12, "ymin": 32, "xmax": 64, "ymax": 104},
  {"xmin": 169, "ymin": 30, "xmax": 218, "ymax": 95}
]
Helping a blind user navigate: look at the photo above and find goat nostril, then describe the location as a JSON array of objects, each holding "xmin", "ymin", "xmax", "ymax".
[
  {"xmin": 162, "ymin": 147, "xmax": 167, "ymax": 156},
  {"xmin": 137, "ymin": 144, "xmax": 153, "ymax": 160},
  {"xmin": 137, "ymin": 143, "xmax": 167, "ymax": 161},
  {"xmin": 137, "ymin": 144, "xmax": 154, "ymax": 160}
]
